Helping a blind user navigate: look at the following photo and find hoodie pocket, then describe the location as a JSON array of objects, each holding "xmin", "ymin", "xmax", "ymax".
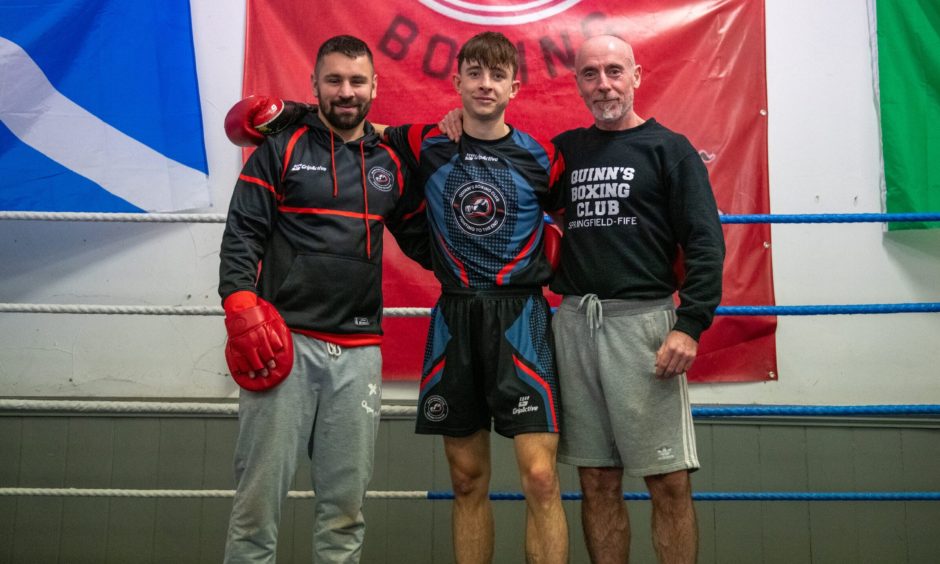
[{"xmin": 274, "ymin": 253, "xmax": 381, "ymax": 332}]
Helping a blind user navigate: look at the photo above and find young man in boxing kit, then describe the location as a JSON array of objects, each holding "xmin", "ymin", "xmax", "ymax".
[
  {"xmin": 545, "ymin": 35, "xmax": 725, "ymax": 563},
  {"xmin": 382, "ymin": 32, "xmax": 569, "ymax": 564},
  {"xmin": 226, "ymin": 31, "xmax": 568, "ymax": 564},
  {"xmin": 436, "ymin": 32, "xmax": 724, "ymax": 564},
  {"xmin": 218, "ymin": 35, "xmax": 429, "ymax": 564}
]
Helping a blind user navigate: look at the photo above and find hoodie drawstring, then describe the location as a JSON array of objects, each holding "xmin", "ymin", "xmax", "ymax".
[
  {"xmin": 329, "ymin": 129, "xmax": 338, "ymax": 197},
  {"xmin": 327, "ymin": 128, "xmax": 372, "ymax": 260},
  {"xmin": 360, "ymin": 143, "xmax": 371, "ymax": 259}
]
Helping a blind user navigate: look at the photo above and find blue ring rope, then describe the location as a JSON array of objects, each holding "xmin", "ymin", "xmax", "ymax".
[
  {"xmin": 690, "ymin": 404, "xmax": 940, "ymax": 417},
  {"xmin": 716, "ymin": 303, "xmax": 940, "ymax": 315},
  {"xmin": 552, "ymin": 303, "xmax": 940, "ymax": 316},
  {"xmin": 425, "ymin": 491, "xmax": 940, "ymax": 501},
  {"xmin": 720, "ymin": 212, "xmax": 940, "ymax": 224}
]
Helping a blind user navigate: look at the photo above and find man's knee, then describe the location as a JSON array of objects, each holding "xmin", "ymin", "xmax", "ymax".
[
  {"xmin": 520, "ymin": 459, "xmax": 560, "ymax": 502},
  {"xmin": 579, "ymin": 466, "xmax": 624, "ymax": 503},
  {"xmin": 451, "ymin": 465, "xmax": 490, "ymax": 497},
  {"xmin": 444, "ymin": 432, "xmax": 492, "ymax": 498},
  {"xmin": 448, "ymin": 450, "xmax": 491, "ymax": 498},
  {"xmin": 645, "ymin": 470, "xmax": 693, "ymax": 505}
]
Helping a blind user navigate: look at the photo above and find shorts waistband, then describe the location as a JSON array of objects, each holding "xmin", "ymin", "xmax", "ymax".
[
  {"xmin": 442, "ymin": 286, "xmax": 543, "ymax": 298},
  {"xmin": 559, "ymin": 294, "xmax": 674, "ymax": 316}
]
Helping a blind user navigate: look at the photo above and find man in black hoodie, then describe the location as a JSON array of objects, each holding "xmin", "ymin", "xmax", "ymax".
[{"xmin": 218, "ymin": 35, "xmax": 428, "ymax": 564}]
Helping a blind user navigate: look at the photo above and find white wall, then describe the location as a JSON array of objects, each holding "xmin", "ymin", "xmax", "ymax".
[{"xmin": 1, "ymin": 0, "xmax": 938, "ymax": 404}]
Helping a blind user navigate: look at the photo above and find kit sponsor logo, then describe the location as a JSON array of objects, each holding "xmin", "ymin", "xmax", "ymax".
[
  {"xmin": 513, "ymin": 395, "xmax": 540, "ymax": 416},
  {"xmin": 291, "ymin": 163, "xmax": 327, "ymax": 172},
  {"xmin": 464, "ymin": 153, "xmax": 498, "ymax": 162}
]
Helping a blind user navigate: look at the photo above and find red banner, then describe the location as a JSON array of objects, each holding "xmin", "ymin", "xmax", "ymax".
[{"xmin": 243, "ymin": 0, "xmax": 776, "ymax": 382}]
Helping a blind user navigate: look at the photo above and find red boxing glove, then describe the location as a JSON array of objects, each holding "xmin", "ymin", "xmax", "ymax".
[
  {"xmin": 224, "ymin": 96, "xmax": 312, "ymax": 147},
  {"xmin": 543, "ymin": 219, "xmax": 563, "ymax": 271},
  {"xmin": 223, "ymin": 291, "xmax": 294, "ymax": 391}
]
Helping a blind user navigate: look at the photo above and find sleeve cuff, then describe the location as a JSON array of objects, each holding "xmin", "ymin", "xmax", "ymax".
[
  {"xmin": 223, "ymin": 290, "xmax": 259, "ymax": 313},
  {"xmin": 672, "ymin": 316, "xmax": 704, "ymax": 342}
]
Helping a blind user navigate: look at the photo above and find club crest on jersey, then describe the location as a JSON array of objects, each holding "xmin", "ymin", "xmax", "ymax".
[
  {"xmin": 368, "ymin": 166, "xmax": 394, "ymax": 192},
  {"xmin": 452, "ymin": 181, "xmax": 506, "ymax": 236}
]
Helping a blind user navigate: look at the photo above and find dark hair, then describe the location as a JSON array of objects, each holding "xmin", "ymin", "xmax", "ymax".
[
  {"xmin": 457, "ymin": 32, "xmax": 518, "ymax": 79},
  {"xmin": 315, "ymin": 35, "xmax": 374, "ymax": 75}
]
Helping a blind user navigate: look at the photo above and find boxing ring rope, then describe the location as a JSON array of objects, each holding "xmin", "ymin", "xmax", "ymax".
[
  {"xmin": 3, "ymin": 399, "xmax": 940, "ymax": 418},
  {"xmin": 2, "ymin": 210, "xmax": 939, "ymax": 505},
  {"xmin": 2, "ymin": 400, "xmax": 938, "ymax": 502},
  {"xmin": 3, "ymin": 211, "xmax": 939, "ymax": 316},
  {"xmin": 4, "ymin": 303, "xmax": 940, "ymax": 316},
  {"xmin": 0, "ymin": 488, "xmax": 937, "ymax": 502},
  {"xmin": 2, "ymin": 211, "xmax": 940, "ymax": 223}
]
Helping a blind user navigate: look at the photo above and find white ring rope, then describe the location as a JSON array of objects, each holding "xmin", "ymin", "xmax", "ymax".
[
  {"xmin": 0, "ymin": 399, "xmax": 417, "ymax": 417},
  {"xmin": 0, "ymin": 488, "xmax": 425, "ymax": 499},
  {"xmin": 0, "ymin": 303, "xmax": 433, "ymax": 317},
  {"xmin": 0, "ymin": 211, "xmax": 226, "ymax": 223}
]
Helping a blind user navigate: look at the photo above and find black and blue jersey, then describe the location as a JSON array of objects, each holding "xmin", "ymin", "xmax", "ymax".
[
  {"xmin": 386, "ymin": 124, "xmax": 561, "ymax": 436},
  {"xmin": 385, "ymin": 124, "xmax": 556, "ymax": 290}
]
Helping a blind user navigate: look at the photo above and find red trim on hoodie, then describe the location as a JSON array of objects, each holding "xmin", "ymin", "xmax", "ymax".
[
  {"xmin": 402, "ymin": 200, "xmax": 426, "ymax": 221},
  {"xmin": 281, "ymin": 126, "xmax": 308, "ymax": 182},
  {"xmin": 378, "ymin": 143, "xmax": 406, "ymax": 196},
  {"xmin": 278, "ymin": 206, "xmax": 383, "ymax": 221},
  {"xmin": 406, "ymin": 125, "xmax": 428, "ymax": 164},
  {"xmin": 293, "ymin": 328, "xmax": 382, "ymax": 347},
  {"xmin": 239, "ymin": 174, "xmax": 282, "ymax": 201}
]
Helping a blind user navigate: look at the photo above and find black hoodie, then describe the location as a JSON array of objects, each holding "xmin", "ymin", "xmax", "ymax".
[{"xmin": 219, "ymin": 113, "xmax": 430, "ymax": 344}]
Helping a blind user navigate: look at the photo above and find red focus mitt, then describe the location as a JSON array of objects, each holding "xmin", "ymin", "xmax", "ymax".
[
  {"xmin": 223, "ymin": 291, "xmax": 294, "ymax": 391},
  {"xmin": 543, "ymin": 218, "xmax": 563, "ymax": 271},
  {"xmin": 223, "ymin": 96, "xmax": 312, "ymax": 147}
]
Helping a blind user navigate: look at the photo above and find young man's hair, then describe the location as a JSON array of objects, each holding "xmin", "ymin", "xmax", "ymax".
[
  {"xmin": 315, "ymin": 35, "xmax": 374, "ymax": 75},
  {"xmin": 457, "ymin": 32, "xmax": 518, "ymax": 78}
]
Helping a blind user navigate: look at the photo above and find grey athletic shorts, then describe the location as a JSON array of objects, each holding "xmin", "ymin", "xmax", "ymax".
[{"xmin": 553, "ymin": 294, "xmax": 699, "ymax": 477}]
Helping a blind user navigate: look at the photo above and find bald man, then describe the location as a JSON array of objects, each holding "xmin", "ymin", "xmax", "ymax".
[{"xmin": 544, "ymin": 36, "xmax": 725, "ymax": 563}]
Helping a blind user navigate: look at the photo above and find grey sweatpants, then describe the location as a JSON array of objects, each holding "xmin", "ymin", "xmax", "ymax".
[{"xmin": 224, "ymin": 334, "xmax": 382, "ymax": 564}]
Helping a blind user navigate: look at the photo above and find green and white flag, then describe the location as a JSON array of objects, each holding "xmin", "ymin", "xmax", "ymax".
[{"xmin": 869, "ymin": 0, "xmax": 940, "ymax": 230}]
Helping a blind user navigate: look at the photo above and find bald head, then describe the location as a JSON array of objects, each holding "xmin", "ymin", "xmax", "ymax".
[
  {"xmin": 576, "ymin": 35, "xmax": 636, "ymax": 69},
  {"xmin": 575, "ymin": 35, "xmax": 644, "ymax": 130}
]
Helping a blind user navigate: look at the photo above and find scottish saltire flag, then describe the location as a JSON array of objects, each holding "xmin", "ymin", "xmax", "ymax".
[
  {"xmin": 869, "ymin": 0, "xmax": 940, "ymax": 230},
  {"xmin": 0, "ymin": 0, "xmax": 210, "ymax": 212}
]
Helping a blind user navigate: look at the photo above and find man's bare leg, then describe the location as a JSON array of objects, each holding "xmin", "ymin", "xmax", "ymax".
[
  {"xmin": 444, "ymin": 431, "xmax": 494, "ymax": 564},
  {"xmin": 514, "ymin": 433, "xmax": 568, "ymax": 564},
  {"xmin": 579, "ymin": 466, "xmax": 629, "ymax": 563},
  {"xmin": 645, "ymin": 470, "xmax": 697, "ymax": 564}
]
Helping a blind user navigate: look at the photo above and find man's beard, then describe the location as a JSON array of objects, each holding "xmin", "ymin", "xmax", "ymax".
[
  {"xmin": 321, "ymin": 99, "xmax": 372, "ymax": 131},
  {"xmin": 592, "ymin": 100, "xmax": 628, "ymax": 123}
]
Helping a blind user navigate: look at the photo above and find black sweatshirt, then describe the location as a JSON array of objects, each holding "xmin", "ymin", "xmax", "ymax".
[{"xmin": 547, "ymin": 119, "xmax": 725, "ymax": 340}]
